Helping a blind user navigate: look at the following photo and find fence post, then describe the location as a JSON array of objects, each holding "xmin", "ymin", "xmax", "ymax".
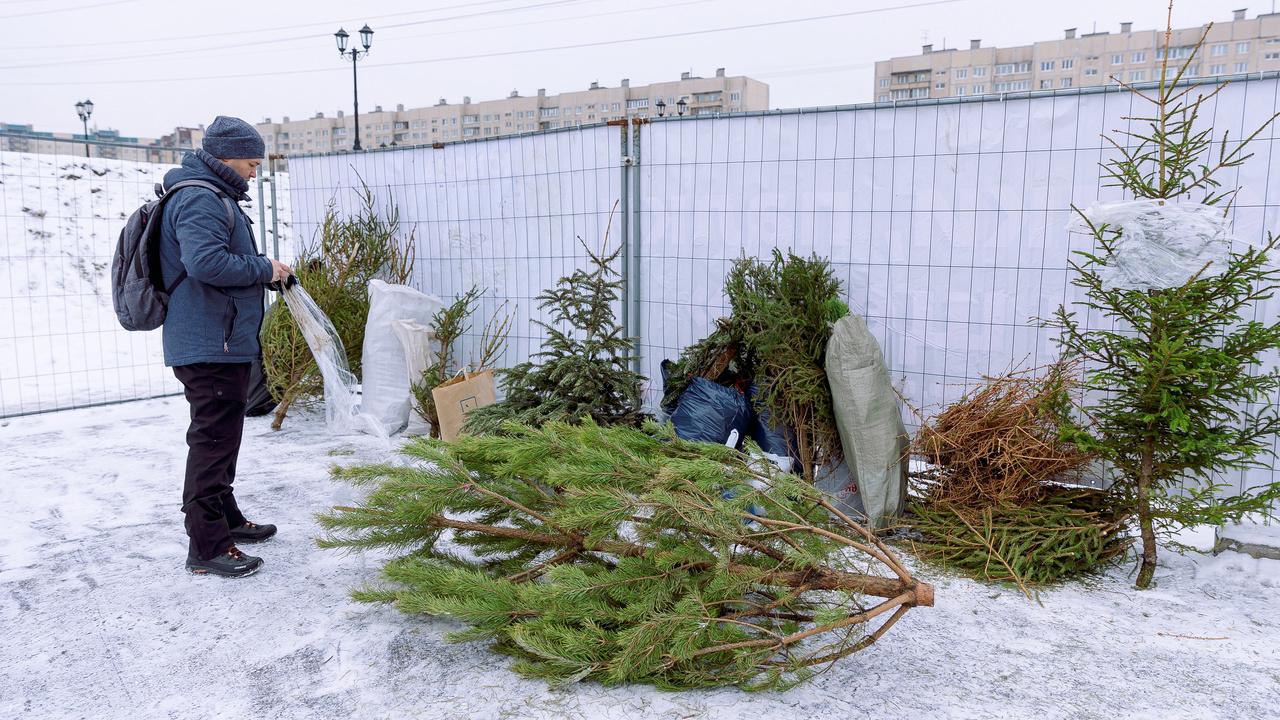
[
  {"xmin": 628, "ymin": 119, "xmax": 644, "ymax": 377},
  {"xmin": 268, "ymin": 154, "xmax": 282, "ymax": 259},
  {"xmin": 619, "ymin": 119, "xmax": 631, "ymax": 345}
]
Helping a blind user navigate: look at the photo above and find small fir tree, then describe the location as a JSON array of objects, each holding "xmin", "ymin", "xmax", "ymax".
[
  {"xmin": 463, "ymin": 216, "xmax": 644, "ymax": 435},
  {"xmin": 410, "ymin": 286, "xmax": 511, "ymax": 438},
  {"xmin": 318, "ymin": 420, "xmax": 932, "ymax": 689},
  {"xmin": 1049, "ymin": 12, "xmax": 1280, "ymax": 589}
]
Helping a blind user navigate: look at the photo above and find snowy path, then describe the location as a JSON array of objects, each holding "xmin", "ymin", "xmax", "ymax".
[{"xmin": 1, "ymin": 398, "xmax": 1277, "ymax": 720}]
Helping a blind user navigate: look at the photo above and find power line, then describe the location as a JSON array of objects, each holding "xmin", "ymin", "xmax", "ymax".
[
  {"xmin": 0, "ymin": 0, "xmax": 964, "ymax": 85},
  {"xmin": 0, "ymin": 0, "xmax": 133, "ymax": 19},
  {"xmin": 1, "ymin": 0, "xmax": 576, "ymax": 50},
  {"xmin": 3, "ymin": 0, "xmax": 711, "ymax": 68},
  {"xmin": 0, "ymin": 0, "xmax": 594, "ymax": 69}
]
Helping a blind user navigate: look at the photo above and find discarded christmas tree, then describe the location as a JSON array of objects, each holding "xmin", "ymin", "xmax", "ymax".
[
  {"xmin": 261, "ymin": 184, "xmax": 413, "ymax": 429},
  {"xmin": 319, "ymin": 420, "xmax": 932, "ymax": 689},
  {"xmin": 662, "ymin": 251, "xmax": 848, "ymax": 480},
  {"xmin": 907, "ymin": 363, "xmax": 1130, "ymax": 591},
  {"xmin": 409, "ymin": 286, "xmax": 511, "ymax": 439},
  {"xmin": 463, "ymin": 210, "xmax": 644, "ymax": 435},
  {"xmin": 1047, "ymin": 12, "xmax": 1280, "ymax": 589}
]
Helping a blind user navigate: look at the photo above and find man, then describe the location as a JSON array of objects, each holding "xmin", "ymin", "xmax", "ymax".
[{"xmin": 158, "ymin": 115, "xmax": 292, "ymax": 577}]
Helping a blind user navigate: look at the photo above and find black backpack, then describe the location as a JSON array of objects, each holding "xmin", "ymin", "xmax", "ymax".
[{"xmin": 110, "ymin": 180, "xmax": 235, "ymax": 331}]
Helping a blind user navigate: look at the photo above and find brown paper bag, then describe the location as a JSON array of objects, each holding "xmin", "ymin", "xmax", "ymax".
[{"xmin": 431, "ymin": 370, "xmax": 497, "ymax": 441}]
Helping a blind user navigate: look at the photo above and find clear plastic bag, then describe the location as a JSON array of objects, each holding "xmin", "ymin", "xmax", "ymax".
[
  {"xmin": 279, "ymin": 283, "xmax": 369, "ymax": 435},
  {"xmin": 1072, "ymin": 200, "xmax": 1232, "ymax": 291}
]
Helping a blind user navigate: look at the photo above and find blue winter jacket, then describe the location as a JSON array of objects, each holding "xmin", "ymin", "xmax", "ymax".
[{"xmin": 157, "ymin": 151, "xmax": 273, "ymax": 366}]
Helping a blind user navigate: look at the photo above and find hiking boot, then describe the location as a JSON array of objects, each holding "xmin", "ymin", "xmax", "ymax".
[
  {"xmin": 229, "ymin": 520, "xmax": 277, "ymax": 544},
  {"xmin": 186, "ymin": 546, "xmax": 263, "ymax": 577}
]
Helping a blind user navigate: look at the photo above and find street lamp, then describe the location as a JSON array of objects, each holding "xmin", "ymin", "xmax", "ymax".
[
  {"xmin": 75, "ymin": 98, "xmax": 94, "ymax": 158},
  {"xmin": 655, "ymin": 99, "xmax": 666, "ymax": 117},
  {"xmin": 676, "ymin": 96, "xmax": 688, "ymax": 116},
  {"xmin": 335, "ymin": 24, "xmax": 374, "ymax": 151}
]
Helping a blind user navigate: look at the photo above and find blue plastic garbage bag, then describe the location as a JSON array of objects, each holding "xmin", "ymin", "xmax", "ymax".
[
  {"xmin": 671, "ymin": 376, "xmax": 751, "ymax": 448},
  {"xmin": 747, "ymin": 383, "xmax": 799, "ymax": 473}
]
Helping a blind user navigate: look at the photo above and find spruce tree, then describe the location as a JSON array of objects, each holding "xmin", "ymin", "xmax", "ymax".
[
  {"xmin": 463, "ymin": 225, "xmax": 644, "ymax": 434},
  {"xmin": 318, "ymin": 420, "xmax": 932, "ymax": 689},
  {"xmin": 1048, "ymin": 12, "xmax": 1280, "ymax": 588}
]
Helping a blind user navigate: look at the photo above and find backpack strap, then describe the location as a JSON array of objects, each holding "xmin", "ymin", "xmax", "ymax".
[
  {"xmin": 163, "ymin": 179, "xmax": 237, "ymax": 232},
  {"xmin": 154, "ymin": 179, "xmax": 241, "ymax": 294}
]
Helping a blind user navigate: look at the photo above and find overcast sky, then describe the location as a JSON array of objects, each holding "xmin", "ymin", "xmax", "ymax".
[{"xmin": 2, "ymin": 0, "xmax": 1263, "ymax": 138}]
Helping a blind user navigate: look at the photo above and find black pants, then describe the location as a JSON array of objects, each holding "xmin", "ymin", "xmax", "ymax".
[{"xmin": 174, "ymin": 362, "xmax": 251, "ymax": 561}]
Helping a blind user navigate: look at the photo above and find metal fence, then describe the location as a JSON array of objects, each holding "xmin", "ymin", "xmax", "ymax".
[
  {"xmin": 6, "ymin": 75, "xmax": 1280, "ymax": 499},
  {"xmin": 0, "ymin": 135, "xmax": 292, "ymax": 417},
  {"xmin": 287, "ymin": 73, "xmax": 1280, "ymax": 500}
]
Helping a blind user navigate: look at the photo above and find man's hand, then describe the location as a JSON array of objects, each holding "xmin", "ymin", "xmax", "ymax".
[{"xmin": 269, "ymin": 259, "xmax": 293, "ymax": 283}]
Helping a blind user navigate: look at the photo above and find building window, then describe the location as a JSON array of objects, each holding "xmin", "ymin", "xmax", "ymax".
[
  {"xmin": 1039, "ymin": 79, "xmax": 1052, "ymax": 89},
  {"xmin": 1210, "ymin": 63, "xmax": 1227, "ymax": 75},
  {"xmin": 612, "ymin": 102, "xmax": 621, "ymax": 111},
  {"xmin": 1084, "ymin": 67, "xmax": 1099, "ymax": 76},
  {"xmin": 911, "ymin": 87, "xmax": 928, "ymax": 98},
  {"xmin": 463, "ymin": 114, "xmax": 478, "ymax": 124},
  {"xmin": 974, "ymin": 66, "xmax": 987, "ymax": 77},
  {"xmin": 972, "ymin": 84, "xmax": 985, "ymax": 94},
  {"xmin": 936, "ymin": 82, "xmax": 946, "ymax": 89},
  {"xmin": 1041, "ymin": 60, "xmax": 1055, "ymax": 71},
  {"xmin": 1211, "ymin": 43, "xmax": 1227, "ymax": 56},
  {"xmin": 1157, "ymin": 46, "xmax": 1193, "ymax": 60},
  {"xmin": 1132, "ymin": 51, "xmax": 1146, "ymax": 63},
  {"xmin": 730, "ymin": 91, "xmax": 741, "ymax": 102},
  {"xmin": 1238, "ymin": 41, "xmax": 1250, "ymax": 53},
  {"xmin": 878, "ymin": 94, "xmax": 889, "ymax": 102},
  {"xmin": 1061, "ymin": 58, "xmax": 1074, "ymax": 69},
  {"xmin": 1130, "ymin": 70, "xmax": 1146, "ymax": 82},
  {"xmin": 1237, "ymin": 62, "xmax": 1249, "ymax": 72},
  {"xmin": 1185, "ymin": 64, "xmax": 1201, "ymax": 76},
  {"xmin": 626, "ymin": 98, "xmax": 648, "ymax": 109},
  {"xmin": 995, "ymin": 62, "xmax": 1030, "ymax": 75},
  {"xmin": 1265, "ymin": 52, "xmax": 1280, "ymax": 60},
  {"xmin": 994, "ymin": 80, "xmax": 1029, "ymax": 92},
  {"xmin": 1061, "ymin": 77, "xmax": 1073, "ymax": 88},
  {"xmin": 1112, "ymin": 54, "xmax": 1123, "ymax": 65},
  {"xmin": 954, "ymin": 68, "xmax": 967, "ymax": 79},
  {"xmin": 955, "ymin": 86, "xmax": 967, "ymax": 96}
]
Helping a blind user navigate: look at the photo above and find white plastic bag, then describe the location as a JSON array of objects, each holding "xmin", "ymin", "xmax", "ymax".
[
  {"xmin": 391, "ymin": 319, "xmax": 438, "ymax": 420},
  {"xmin": 360, "ymin": 280, "xmax": 444, "ymax": 436},
  {"xmin": 1072, "ymin": 200, "xmax": 1232, "ymax": 291}
]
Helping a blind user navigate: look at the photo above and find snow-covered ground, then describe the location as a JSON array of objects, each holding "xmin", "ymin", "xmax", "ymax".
[
  {"xmin": 0, "ymin": 150, "xmax": 293, "ymax": 417},
  {"xmin": 1, "ymin": 398, "xmax": 1277, "ymax": 720}
]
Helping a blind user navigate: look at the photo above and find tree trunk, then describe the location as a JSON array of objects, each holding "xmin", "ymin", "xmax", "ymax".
[
  {"xmin": 1135, "ymin": 436, "xmax": 1158, "ymax": 589},
  {"xmin": 271, "ymin": 395, "xmax": 293, "ymax": 430}
]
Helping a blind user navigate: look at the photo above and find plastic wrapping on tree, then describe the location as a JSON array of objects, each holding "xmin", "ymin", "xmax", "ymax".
[
  {"xmin": 1072, "ymin": 200, "xmax": 1232, "ymax": 290},
  {"xmin": 278, "ymin": 283, "xmax": 366, "ymax": 434},
  {"xmin": 361, "ymin": 280, "xmax": 444, "ymax": 436}
]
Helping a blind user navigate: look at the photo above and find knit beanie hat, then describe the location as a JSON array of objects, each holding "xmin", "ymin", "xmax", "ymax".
[{"xmin": 202, "ymin": 115, "xmax": 265, "ymax": 159}]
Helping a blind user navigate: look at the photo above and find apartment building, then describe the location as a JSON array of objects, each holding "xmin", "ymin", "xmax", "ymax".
[
  {"xmin": 873, "ymin": 8, "xmax": 1280, "ymax": 101},
  {"xmin": 257, "ymin": 68, "xmax": 769, "ymax": 155},
  {"xmin": 0, "ymin": 123, "xmax": 204, "ymax": 163}
]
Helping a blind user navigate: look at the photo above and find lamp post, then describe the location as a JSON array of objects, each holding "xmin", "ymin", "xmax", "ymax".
[
  {"xmin": 334, "ymin": 24, "xmax": 373, "ymax": 151},
  {"xmin": 655, "ymin": 99, "xmax": 666, "ymax": 117},
  {"xmin": 74, "ymin": 98, "xmax": 94, "ymax": 158},
  {"xmin": 676, "ymin": 96, "xmax": 688, "ymax": 117}
]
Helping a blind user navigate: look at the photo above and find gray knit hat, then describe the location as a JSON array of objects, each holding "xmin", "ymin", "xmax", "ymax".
[{"xmin": 202, "ymin": 115, "xmax": 265, "ymax": 159}]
